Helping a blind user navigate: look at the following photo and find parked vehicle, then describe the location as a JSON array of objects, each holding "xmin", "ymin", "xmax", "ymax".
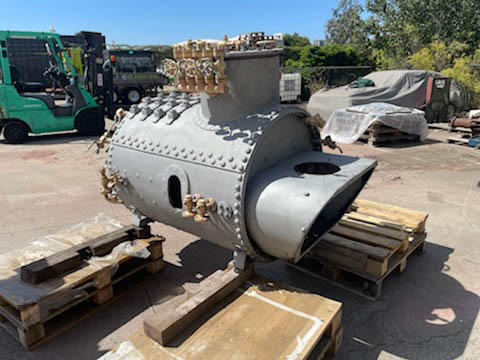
[
  {"xmin": 307, "ymin": 70, "xmax": 469, "ymax": 123},
  {"xmin": 109, "ymin": 50, "xmax": 167, "ymax": 104},
  {"xmin": 0, "ymin": 31, "xmax": 108, "ymax": 144}
]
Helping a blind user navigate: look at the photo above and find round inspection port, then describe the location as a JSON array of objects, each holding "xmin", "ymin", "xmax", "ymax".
[{"xmin": 294, "ymin": 162, "xmax": 340, "ymax": 175}]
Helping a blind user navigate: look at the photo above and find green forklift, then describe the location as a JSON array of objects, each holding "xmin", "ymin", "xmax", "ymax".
[{"xmin": 0, "ymin": 31, "xmax": 110, "ymax": 144}]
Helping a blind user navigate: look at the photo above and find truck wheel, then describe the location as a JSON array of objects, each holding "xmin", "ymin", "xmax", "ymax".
[
  {"xmin": 2, "ymin": 121, "xmax": 29, "ymax": 144},
  {"xmin": 113, "ymin": 90, "xmax": 119, "ymax": 104},
  {"xmin": 447, "ymin": 104, "xmax": 456, "ymax": 121},
  {"xmin": 76, "ymin": 110, "xmax": 105, "ymax": 136},
  {"xmin": 125, "ymin": 88, "xmax": 141, "ymax": 104}
]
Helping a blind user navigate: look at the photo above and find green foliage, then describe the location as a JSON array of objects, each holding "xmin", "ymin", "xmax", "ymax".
[
  {"xmin": 285, "ymin": 44, "xmax": 363, "ymax": 68},
  {"xmin": 365, "ymin": 0, "xmax": 480, "ymax": 57},
  {"xmin": 369, "ymin": 49, "xmax": 399, "ymax": 70},
  {"xmin": 283, "ymin": 33, "xmax": 310, "ymax": 47},
  {"xmin": 407, "ymin": 41, "xmax": 471, "ymax": 72},
  {"xmin": 443, "ymin": 56, "xmax": 480, "ymax": 107},
  {"xmin": 407, "ymin": 41, "xmax": 449, "ymax": 71},
  {"xmin": 280, "ymin": 46, "xmax": 302, "ymax": 66}
]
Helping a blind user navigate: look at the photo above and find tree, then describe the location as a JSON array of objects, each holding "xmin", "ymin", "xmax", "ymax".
[
  {"xmin": 283, "ymin": 33, "xmax": 310, "ymax": 47},
  {"xmin": 286, "ymin": 44, "xmax": 363, "ymax": 68},
  {"xmin": 407, "ymin": 41, "xmax": 470, "ymax": 72},
  {"xmin": 365, "ymin": 0, "xmax": 480, "ymax": 57},
  {"xmin": 326, "ymin": 1, "xmax": 367, "ymax": 45}
]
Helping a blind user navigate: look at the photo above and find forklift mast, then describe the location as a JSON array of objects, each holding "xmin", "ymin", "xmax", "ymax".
[{"xmin": 62, "ymin": 31, "xmax": 114, "ymax": 118}]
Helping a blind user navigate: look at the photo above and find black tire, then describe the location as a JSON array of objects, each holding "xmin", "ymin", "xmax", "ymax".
[
  {"xmin": 113, "ymin": 90, "xmax": 119, "ymax": 104},
  {"xmin": 2, "ymin": 121, "xmax": 29, "ymax": 144},
  {"xmin": 447, "ymin": 103, "xmax": 456, "ymax": 121},
  {"xmin": 75, "ymin": 110, "xmax": 105, "ymax": 136},
  {"xmin": 124, "ymin": 88, "xmax": 141, "ymax": 104}
]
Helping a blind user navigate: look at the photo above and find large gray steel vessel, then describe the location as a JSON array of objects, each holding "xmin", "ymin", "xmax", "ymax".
[{"xmin": 105, "ymin": 38, "xmax": 377, "ymax": 269}]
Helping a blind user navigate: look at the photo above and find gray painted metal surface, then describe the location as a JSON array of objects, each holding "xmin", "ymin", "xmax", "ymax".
[{"xmin": 107, "ymin": 47, "xmax": 376, "ymax": 265}]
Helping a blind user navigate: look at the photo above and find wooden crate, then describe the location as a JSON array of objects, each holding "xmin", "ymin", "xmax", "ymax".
[
  {"xmin": 292, "ymin": 199, "xmax": 428, "ymax": 300},
  {"xmin": 101, "ymin": 265, "xmax": 343, "ymax": 360},
  {"xmin": 0, "ymin": 233, "xmax": 165, "ymax": 350},
  {"xmin": 360, "ymin": 122, "xmax": 421, "ymax": 147}
]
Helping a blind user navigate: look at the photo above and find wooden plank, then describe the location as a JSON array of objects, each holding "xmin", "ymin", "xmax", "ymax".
[
  {"xmin": 20, "ymin": 226, "xmax": 135, "ymax": 284},
  {"xmin": 365, "ymin": 258, "xmax": 388, "ymax": 277},
  {"xmin": 144, "ymin": 264, "xmax": 253, "ymax": 346},
  {"xmin": 20, "ymin": 250, "xmax": 84, "ymax": 285},
  {"xmin": 354, "ymin": 199, "xmax": 428, "ymax": 224},
  {"xmin": 331, "ymin": 224, "xmax": 402, "ymax": 250},
  {"xmin": 313, "ymin": 240, "xmax": 368, "ymax": 263},
  {"xmin": 18, "ymin": 322, "xmax": 45, "ymax": 347},
  {"xmin": 322, "ymin": 233, "xmax": 390, "ymax": 260},
  {"xmin": 345, "ymin": 211, "xmax": 411, "ymax": 232},
  {"xmin": 312, "ymin": 249, "xmax": 366, "ymax": 273},
  {"xmin": 339, "ymin": 217, "xmax": 408, "ymax": 240},
  {"xmin": 352, "ymin": 199, "xmax": 428, "ymax": 232}
]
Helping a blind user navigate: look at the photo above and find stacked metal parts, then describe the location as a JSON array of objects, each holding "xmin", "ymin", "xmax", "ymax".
[{"xmin": 106, "ymin": 35, "xmax": 377, "ymax": 269}]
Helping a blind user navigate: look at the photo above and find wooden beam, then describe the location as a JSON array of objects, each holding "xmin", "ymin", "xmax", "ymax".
[
  {"xmin": 331, "ymin": 224, "xmax": 402, "ymax": 250},
  {"xmin": 20, "ymin": 226, "xmax": 136, "ymax": 284},
  {"xmin": 144, "ymin": 265, "xmax": 253, "ymax": 346},
  {"xmin": 339, "ymin": 217, "xmax": 408, "ymax": 240},
  {"xmin": 322, "ymin": 234, "xmax": 390, "ymax": 260}
]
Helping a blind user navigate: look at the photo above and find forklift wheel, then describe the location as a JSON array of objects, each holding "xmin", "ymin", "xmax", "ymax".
[
  {"xmin": 76, "ymin": 110, "xmax": 105, "ymax": 136},
  {"xmin": 2, "ymin": 121, "xmax": 29, "ymax": 144}
]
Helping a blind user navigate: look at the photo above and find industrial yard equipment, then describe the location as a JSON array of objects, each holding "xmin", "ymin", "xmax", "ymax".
[
  {"xmin": 61, "ymin": 33, "xmax": 167, "ymax": 105},
  {"xmin": 450, "ymin": 117, "xmax": 480, "ymax": 148},
  {"xmin": 105, "ymin": 36, "xmax": 377, "ymax": 270},
  {"xmin": 0, "ymin": 31, "xmax": 108, "ymax": 143}
]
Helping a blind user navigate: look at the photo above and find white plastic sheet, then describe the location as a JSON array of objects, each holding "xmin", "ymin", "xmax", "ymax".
[{"xmin": 320, "ymin": 102, "xmax": 429, "ymax": 144}]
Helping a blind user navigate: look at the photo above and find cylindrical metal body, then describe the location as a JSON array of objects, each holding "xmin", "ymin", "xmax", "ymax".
[{"xmin": 107, "ymin": 48, "xmax": 376, "ymax": 262}]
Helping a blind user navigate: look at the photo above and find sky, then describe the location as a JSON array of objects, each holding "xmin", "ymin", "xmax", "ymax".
[{"xmin": 0, "ymin": 0, "xmax": 339, "ymax": 45}]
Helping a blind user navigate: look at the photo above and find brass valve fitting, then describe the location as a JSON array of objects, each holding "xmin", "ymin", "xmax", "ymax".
[{"xmin": 182, "ymin": 194, "xmax": 196, "ymax": 218}]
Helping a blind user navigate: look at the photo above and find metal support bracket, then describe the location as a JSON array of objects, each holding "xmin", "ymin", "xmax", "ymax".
[{"xmin": 233, "ymin": 245, "xmax": 251, "ymax": 271}]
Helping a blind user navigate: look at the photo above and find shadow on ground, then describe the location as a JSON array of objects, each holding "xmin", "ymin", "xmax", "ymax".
[
  {"xmin": 356, "ymin": 137, "xmax": 443, "ymax": 149},
  {"xmin": 0, "ymin": 239, "xmax": 232, "ymax": 360},
  {"xmin": 0, "ymin": 132, "xmax": 101, "ymax": 146},
  {"xmin": 258, "ymin": 241, "xmax": 479, "ymax": 360}
]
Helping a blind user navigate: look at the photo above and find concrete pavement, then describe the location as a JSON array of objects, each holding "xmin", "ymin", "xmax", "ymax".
[{"xmin": 0, "ymin": 128, "xmax": 479, "ymax": 359}]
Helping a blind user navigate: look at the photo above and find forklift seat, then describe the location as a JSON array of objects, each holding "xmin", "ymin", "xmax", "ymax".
[{"xmin": 21, "ymin": 93, "xmax": 55, "ymax": 109}]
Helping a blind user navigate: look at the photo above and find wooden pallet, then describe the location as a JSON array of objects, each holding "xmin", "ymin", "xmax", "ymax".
[
  {"xmin": 359, "ymin": 123, "xmax": 421, "ymax": 147},
  {"xmin": 101, "ymin": 265, "xmax": 343, "ymax": 360},
  {"xmin": 292, "ymin": 199, "xmax": 428, "ymax": 300},
  {"xmin": 0, "ymin": 229, "xmax": 165, "ymax": 350}
]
